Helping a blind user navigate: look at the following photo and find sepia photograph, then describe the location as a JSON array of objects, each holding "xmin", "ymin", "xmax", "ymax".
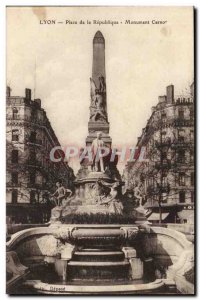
[{"xmin": 6, "ymin": 6, "xmax": 195, "ymax": 295}]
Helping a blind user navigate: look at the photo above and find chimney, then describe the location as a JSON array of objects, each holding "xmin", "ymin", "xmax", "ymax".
[
  {"xmin": 25, "ymin": 88, "xmax": 31, "ymax": 100},
  {"xmin": 166, "ymin": 85, "xmax": 174, "ymax": 103},
  {"xmin": 34, "ymin": 98, "xmax": 41, "ymax": 108},
  {"xmin": 6, "ymin": 86, "xmax": 11, "ymax": 97},
  {"xmin": 158, "ymin": 96, "xmax": 166, "ymax": 103}
]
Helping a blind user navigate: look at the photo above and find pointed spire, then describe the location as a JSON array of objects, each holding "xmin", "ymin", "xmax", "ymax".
[{"xmin": 93, "ymin": 31, "xmax": 105, "ymax": 44}]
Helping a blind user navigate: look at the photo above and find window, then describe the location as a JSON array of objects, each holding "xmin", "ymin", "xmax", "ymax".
[
  {"xmin": 149, "ymin": 177, "xmax": 154, "ymax": 186},
  {"xmin": 12, "ymin": 190, "xmax": 18, "ymax": 203},
  {"xmin": 190, "ymin": 130, "xmax": 194, "ymax": 141},
  {"xmin": 190, "ymin": 150, "xmax": 194, "ymax": 163},
  {"xmin": 178, "ymin": 136, "xmax": 184, "ymax": 142},
  {"xmin": 11, "ymin": 150, "xmax": 18, "ymax": 163},
  {"xmin": 30, "ymin": 172, "xmax": 36, "ymax": 184},
  {"xmin": 161, "ymin": 112, "xmax": 167, "ymax": 118},
  {"xmin": 178, "ymin": 130, "xmax": 185, "ymax": 142},
  {"xmin": 12, "ymin": 107, "xmax": 18, "ymax": 119},
  {"xmin": 190, "ymin": 109, "xmax": 194, "ymax": 119},
  {"xmin": 161, "ymin": 152, "xmax": 167, "ymax": 160},
  {"xmin": 179, "ymin": 173, "xmax": 185, "ymax": 186},
  {"xmin": 178, "ymin": 150, "xmax": 185, "ymax": 163},
  {"xmin": 12, "ymin": 172, "xmax": 18, "ymax": 185},
  {"xmin": 29, "ymin": 150, "xmax": 36, "ymax": 162},
  {"xmin": 12, "ymin": 129, "xmax": 19, "ymax": 141},
  {"xmin": 162, "ymin": 175, "xmax": 168, "ymax": 185},
  {"xmin": 161, "ymin": 131, "xmax": 166, "ymax": 136},
  {"xmin": 30, "ymin": 131, "xmax": 36, "ymax": 143},
  {"xmin": 31, "ymin": 108, "xmax": 37, "ymax": 120},
  {"xmin": 191, "ymin": 172, "xmax": 194, "ymax": 186},
  {"xmin": 179, "ymin": 191, "xmax": 185, "ymax": 203},
  {"xmin": 178, "ymin": 109, "xmax": 184, "ymax": 119},
  {"xmin": 30, "ymin": 190, "xmax": 36, "ymax": 204},
  {"xmin": 191, "ymin": 191, "xmax": 194, "ymax": 203}
]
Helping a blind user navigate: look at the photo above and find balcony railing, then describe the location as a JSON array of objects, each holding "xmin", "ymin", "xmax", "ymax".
[
  {"xmin": 174, "ymin": 118, "xmax": 194, "ymax": 127},
  {"xmin": 6, "ymin": 182, "xmax": 47, "ymax": 190},
  {"xmin": 26, "ymin": 139, "xmax": 43, "ymax": 146},
  {"xmin": 170, "ymin": 159, "xmax": 194, "ymax": 169},
  {"xmin": 174, "ymin": 96, "xmax": 193, "ymax": 104},
  {"xmin": 27, "ymin": 183, "xmax": 43, "ymax": 189},
  {"xmin": 155, "ymin": 139, "xmax": 171, "ymax": 148},
  {"xmin": 6, "ymin": 114, "xmax": 44, "ymax": 125},
  {"xmin": 171, "ymin": 140, "xmax": 194, "ymax": 149},
  {"xmin": 152, "ymin": 117, "xmax": 194, "ymax": 129},
  {"xmin": 6, "ymin": 182, "xmax": 21, "ymax": 188},
  {"xmin": 26, "ymin": 159, "xmax": 42, "ymax": 168},
  {"xmin": 147, "ymin": 183, "xmax": 170, "ymax": 195},
  {"xmin": 155, "ymin": 160, "xmax": 171, "ymax": 169}
]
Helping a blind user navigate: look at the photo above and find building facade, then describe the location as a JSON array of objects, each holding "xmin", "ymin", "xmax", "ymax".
[
  {"xmin": 123, "ymin": 83, "xmax": 194, "ymax": 224},
  {"xmin": 6, "ymin": 87, "xmax": 75, "ymax": 224}
]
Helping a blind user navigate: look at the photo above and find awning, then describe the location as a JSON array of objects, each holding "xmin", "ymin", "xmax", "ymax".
[
  {"xmin": 178, "ymin": 210, "xmax": 194, "ymax": 221},
  {"xmin": 148, "ymin": 212, "xmax": 169, "ymax": 221}
]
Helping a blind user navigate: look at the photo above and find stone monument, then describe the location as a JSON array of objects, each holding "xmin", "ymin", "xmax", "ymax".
[
  {"xmin": 51, "ymin": 31, "xmax": 143, "ymax": 224},
  {"xmin": 86, "ymin": 31, "xmax": 112, "ymax": 146}
]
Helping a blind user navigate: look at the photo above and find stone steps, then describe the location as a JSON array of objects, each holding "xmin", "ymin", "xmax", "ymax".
[
  {"xmin": 73, "ymin": 250, "xmax": 124, "ymax": 261},
  {"xmin": 68, "ymin": 248, "xmax": 130, "ymax": 281},
  {"xmin": 68, "ymin": 261, "xmax": 129, "ymax": 266}
]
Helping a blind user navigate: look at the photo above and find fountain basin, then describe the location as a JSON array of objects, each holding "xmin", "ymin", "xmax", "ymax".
[
  {"xmin": 23, "ymin": 278, "xmax": 167, "ymax": 295},
  {"xmin": 6, "ymin": 224, "xmax": 194, "ymax": 294}
]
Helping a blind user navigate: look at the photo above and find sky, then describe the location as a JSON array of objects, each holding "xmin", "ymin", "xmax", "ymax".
[{"xmin": 7, "ymin": 6, "xmax": 194, "ymax": 172}]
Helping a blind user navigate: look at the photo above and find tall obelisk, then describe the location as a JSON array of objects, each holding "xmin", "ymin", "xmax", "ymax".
[
  {"xmin": 86, "ymin": 31, "xmax": 112, "ymax": 147},
  {"xmin": 92, "ymin": 31, "xmax": 106, "ymax": 89}
]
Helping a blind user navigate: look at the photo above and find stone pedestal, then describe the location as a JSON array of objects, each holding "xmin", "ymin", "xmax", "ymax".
[
  {"xmin": 122, "ymin": 247, "xmax": 143, "ymax": 280},
  {"xmin": 143, "ymin": 257, "xmax": 155, "ymax": 281},
  {"xmin": 50, "ymin": 170, "xmax": 146, "ymax": 224},
  {"xmin": 129, "ymin": 258, "xmax": 144, "ymax": 280},
  {"xmin": 55, "ymin": 244, "xmax": 75, "ymax": 282},
  {"xmin": 50, "ymin": 207, "xmax": 63, "ymax": 223},
  {"xmin": 55, "ymin": 258, "xmax": 71, "ymax": 282}
]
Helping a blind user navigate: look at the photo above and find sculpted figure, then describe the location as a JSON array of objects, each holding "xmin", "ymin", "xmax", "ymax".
[
  {"xmin": 51, "ymin": 181, "xmax": 72, "ymax": 207},
  {"xmin": 98, "ymin": 180, "xmax": 123, "ymax": 214},
  {"xmin": 90, "ymin": 78, "xmax": 107, "ymax": 122},
  {"xmin": 90, "ymin": 109, "xmax": 107, "ymax": 122},
  {"xmin": 90, "ymin": 78, "xmax": 97, "ymax": 107},
  {"xmin": 99, "ymin": 75, "xmax": 106, "ymax": 93},
  {"xmin": 134, "ymin": 182, "xmax": 149, "ymax": 215},
  {"xmin": 134, "ymin": 182, "xmax": 144, "ymax": 206},
  {"xmin": 91, "ymin": 132, "xmax": 106, "ymax": 172},
  {"xmin": 95, "ymin": 93, "xmax": 103, "ymax": 110}
]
